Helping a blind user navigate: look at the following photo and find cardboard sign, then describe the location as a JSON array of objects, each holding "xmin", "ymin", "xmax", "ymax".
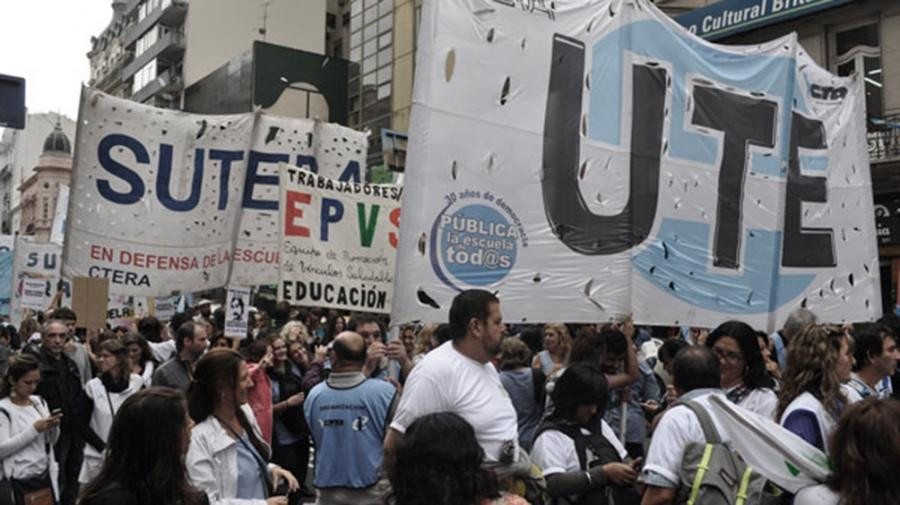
[{"xmin": 72, "ymin": 276, "xmax": 109, "ymax": 329}]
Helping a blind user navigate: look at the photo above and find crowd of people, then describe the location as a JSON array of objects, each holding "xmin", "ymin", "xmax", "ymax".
[{"xmin": 0, "ymin": 290, "xmax": 898, "ymax": 505}]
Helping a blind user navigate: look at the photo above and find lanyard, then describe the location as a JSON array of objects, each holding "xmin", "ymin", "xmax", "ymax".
[{"xmin": 215, "ymin": 416, "xmax": 271, "ymax": 497}]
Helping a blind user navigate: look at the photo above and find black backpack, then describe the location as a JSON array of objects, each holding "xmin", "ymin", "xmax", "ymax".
[{"xmin": 533, "ymin": 420, "xmax": 640, "ymax": 505}]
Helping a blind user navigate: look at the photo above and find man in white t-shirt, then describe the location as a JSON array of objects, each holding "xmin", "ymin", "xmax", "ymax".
[
  {"xmin": 384, "ymin": 289, "xmax": 518, "ymax": 465},
  {"xmin": 641, "ymin": 346, "xmax": 731, "ymax": 505}
]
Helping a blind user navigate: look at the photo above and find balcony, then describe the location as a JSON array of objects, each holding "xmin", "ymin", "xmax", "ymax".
[
  {"xmin": 124, "ymin": 0, "xmax": 188, "ymax": 48},
  {"xmin": 122, "ymin": 29, "xmax": 185, "ymax": 80},
  {"xmin": 131, "ymin": 67, "xmax": 183, "ymax": 104}
]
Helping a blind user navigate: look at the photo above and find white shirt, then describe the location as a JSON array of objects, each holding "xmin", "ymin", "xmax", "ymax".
[
  {"xmin": 390, "ymin": 340, "xmax": 519, "ymax": 462},
  {"xmin": 79, "ymin": 374, "xmax": 144, "ymax": 483},
  {"xmin": 0, "ymin": 396, "xmax": 58, "ymax": 480},
  {"xmin": 642, "ymin": 389, "xmax": 731, "ymax": 487},
  {"xmin": 531, "ymin": 420, "xmax": 628, "ymax": 476},
  {"xmin": 727, "ymin": 386, "xmax": 777, "ymax": 420},
  {"xmin": 794, "ymin": 484, "xmax": 839, "ymax": 505}
]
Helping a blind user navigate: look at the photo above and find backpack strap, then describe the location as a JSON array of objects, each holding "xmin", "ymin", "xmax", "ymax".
[{"xmin": 678, "ymin": 400, "xmax": 722, "ymax": 444}]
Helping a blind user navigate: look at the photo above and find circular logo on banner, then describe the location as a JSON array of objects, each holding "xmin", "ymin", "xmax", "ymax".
[{"xmin": 430, "ymin": 192, "xmax": 526, "ymax": 290}]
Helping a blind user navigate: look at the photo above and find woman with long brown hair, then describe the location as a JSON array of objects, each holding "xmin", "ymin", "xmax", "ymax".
[
  {"xmin": 77, "ymin": 339, "xmax": 143, "ymax": 485},
  {"xmin": 186, "ymin": 348, "xmax": 298, "ymax": 505},
  {"xmin": 78, "ymin": 388, "xmax": 207, "ymax": 505},
  {"xmin": 776, "ymin": 324, "xmax": 856, "ymax": 454},
  {"xmin": 794, "ymin": 399, "xmax": 900, "ymax": 505}
]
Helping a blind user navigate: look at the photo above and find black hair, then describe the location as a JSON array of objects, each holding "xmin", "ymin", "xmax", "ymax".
[
  {"xmin": 707, "ymin": 320, "xmax": 775, "ymax": 389},
  {"xmin": 174, "ymin": 322, "xmax": 197, "ymax": 353},
  {"xmin": 448, "ymin": 289, "xmax": 499, "ymax": 341},
  {"xmin": 389, "ymin": 412, "xmax": 499, "ymax": 505},
  {"xmin": 122, "ymin": 332, "xmax": 155, "ymax": 367},
  {"xmin": 673, "ymin": 346, "xmax": 721, "ymax": 392},
  {"xmin": 333, "ymin": 336, "xmax": 367, "ymax": 366},
  {"xmin": 569, "ymin": 327, "xmax": 605, "ymax": 365},
  {"xmin": 658, "ymin": 338, "xmax": 689, "ymax": 364},
  {"xmin": 347, "ymin": 314, "xmax": 383, "ymax": 333},
  {"xmin": 169, "ymin": 312, "xmax": 192, "ymax": 335},
  {"xmin": 272, "ymin": 301, "xmax": 292, "ymax": 327},
  {"xmin": 137, "ymin": 316, "xmax": 162, "ymax": 343},
  {"xmin": 549, "ymin": 364, "xmax": 610, "ymax": 422},
  {"xmin": 434, "ymin": 323, "xmax": 452, "ymax": 345},
  {"xmin": 245, "ymin": 339, "xmax": 270, "ymax": 363},
  {"xmin": 212, "ymin": 307, "xmax": 225, "ymax": 332},
  {"xmin": 600, "ymin": 329, "xmax": 627, "ymax": 356},
  {"xmin": 53, "ymin": 307, "xmax": 77, "ymax": 322},
  {"xmin": 79, "ymin": 388, "xmax": 206, "ymax": 505},
  {"xmin": 0, "ymin": 354, "xmax": 40, "ymax": 399},
  {"xmin": 852, "ymin": 323, "xmax": 891, "ymax": 372},
  {"xmin": 188, "ymin": 349, "xmax": 270, "ymax": 461},
  {"xmin": 518, "ymin": 325, "xmax": 544, "ymax": 356}
]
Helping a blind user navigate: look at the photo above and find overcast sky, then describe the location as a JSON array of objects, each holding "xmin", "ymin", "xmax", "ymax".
[{"xmin": 1, "ymin": 1, "xmax": 112, "ymax": 120}]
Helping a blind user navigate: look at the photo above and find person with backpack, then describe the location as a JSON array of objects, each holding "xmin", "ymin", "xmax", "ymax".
[
  {"xmin": 531, "ymin": 364, "xmax": 639, "ymax": 505},
  {"xmin": 641, "ymin": 346, "xmax": 739, "ymax": 505},
  {"xmin": 499, "ymin": 338, "xmax": 545, "ymax": 452}
]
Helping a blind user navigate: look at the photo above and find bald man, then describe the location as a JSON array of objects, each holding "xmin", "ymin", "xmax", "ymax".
[{"xmin": 304, "ymin": 331, "xmax": 398, "ymax": 505}]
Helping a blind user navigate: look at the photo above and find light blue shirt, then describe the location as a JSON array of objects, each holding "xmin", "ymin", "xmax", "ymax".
[{"xmin": 235, "ymin": 433, "xmax": 267, "ymax": 499}]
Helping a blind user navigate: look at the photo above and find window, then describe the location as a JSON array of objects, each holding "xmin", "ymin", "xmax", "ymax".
[
  {"xmin": 378, "ymin": 0, "xmax": 392, "ymax": 17},
  {"xmin": 351, "ymin": 0, "xmax": 362, "ymax": 16},
  {"xmin": 377, "ymin": 65, "xmax": 391, "ymax": 84},
  {"xmin": 379, "ymin": 32, "xmax": 392, "ymax": 48},
  {"xmin": 378, "ymin": 14, "xmax": 392, "ymax": 34},
  {"xmin": 364, "ymin": 39, "xmax": 377, "ymax": 57},
  {"xmin": 134, "ymin": 58, "xmax": 158, "ymax": 91},
  {"xmin": 327, "ymin": 13, "xmax": 337, "ymax": 29},
  {"xmin": 350, "ymin": 30, "xmax": 361, "ymax": 48},
  {"xmin": 830, "ymin": 21, "xmax": 882, "ymax": 117},
  {"xmin": 343, "ymin": 12, "xmax": 351, "ymax": 28},
  {"xmin": 378, "ymin": 47, "xmax": 392, "ymax": 67},
  {"xmin": 136, "ymin": 26, "xmax": 159, "ymax": 57}
]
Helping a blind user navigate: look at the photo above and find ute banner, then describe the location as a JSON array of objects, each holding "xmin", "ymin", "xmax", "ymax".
[
  {"xmin": 391, "ymin": 0, "xmax": 880, "ymax": 330},
  {"xmin": 62, "ymin": 87, "xmax": 367, "ymax": 296}
]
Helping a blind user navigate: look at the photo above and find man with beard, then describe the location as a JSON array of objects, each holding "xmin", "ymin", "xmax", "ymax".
[{"xmin": 385, "ymin": 290, "xmax": 518, "ymax": 467}]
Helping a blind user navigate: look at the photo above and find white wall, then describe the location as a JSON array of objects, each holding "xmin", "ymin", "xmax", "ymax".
[{"xmin": 183, "ymin": 0, "xmax": 327, "ymax": 87}]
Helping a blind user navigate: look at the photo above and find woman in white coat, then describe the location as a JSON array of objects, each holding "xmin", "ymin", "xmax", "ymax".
[
  {"xmin": 78, "ymin": 339, "xmax": 143, "ymax": 485},
  {"xmin": 186, "ymin": 348, "xmax": 299, "ymax": 505},
  {"xmin": 0, "ymin": 354, "xmax": 62, "ymax": 504}
]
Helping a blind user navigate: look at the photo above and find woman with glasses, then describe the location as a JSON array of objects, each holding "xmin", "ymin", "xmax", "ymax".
[
  {"xmin": 78, "ymin": 339, "xmax": 144, "ymax": 486},
  {"xmin": 776, "ymin": 325, "xmax": 857, "ymax": 454},
  {"xmin": 705, "ymin": 321, "xmax": 778, "ymax": 419}
]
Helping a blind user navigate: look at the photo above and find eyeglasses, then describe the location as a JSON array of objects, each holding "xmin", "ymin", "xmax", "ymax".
[{"xmin": 712, "ymin": 347, "xmax": 743, "ymax": 364}]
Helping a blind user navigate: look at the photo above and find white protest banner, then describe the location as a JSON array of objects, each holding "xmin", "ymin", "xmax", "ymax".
[
  {"xmin": 11, "ymin": 237, "xmax": 69, "ymax": 326},
  {"xmin": 229, "ymin": 116, "xmax": 369, "ymax": 287},
  {"xmin": 62, "ymin": 88, "xmax": 367, "ymax": 296},
  {"xmin": 21, "ymin": 279, "xmax": 47, "ymax": 312},
  {"xmin": 278, "ymin": 164, "xmax": 401, "ymax": 313},
  {"xmin": 391, "ymin": 0, "xmax": 880, "ymax": 330},
  {"xmin": 224, "ymin": 286, "xmax": 251, "ymax": 339},
  {"xmin": 50, "ymin": 184, "xmax": 69, "ymax": 246}
]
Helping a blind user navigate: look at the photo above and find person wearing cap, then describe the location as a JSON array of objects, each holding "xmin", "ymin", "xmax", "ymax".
[{"xmin": 193, "ymin": 300, "xmax": 213, "ymax": 326}]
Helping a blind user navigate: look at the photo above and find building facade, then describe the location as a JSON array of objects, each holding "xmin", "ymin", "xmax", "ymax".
[
  {"xmin": 18, "ymin": 123, "xmax": 72, "ymax": 242},
  {"xmin": 89, "ymin": 0, "xmax": 188, "ymax": 108},
  {"xmin": 0, "ymin": 113, "xmax": 75, "ymax": 236}
]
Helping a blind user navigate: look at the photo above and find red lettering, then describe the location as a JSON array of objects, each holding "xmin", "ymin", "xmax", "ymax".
[
  {"xmin": 120, "ymin": 250, "xmax": 132, "ymax": 265},
  {"xmin": 285, "ymin": 191, "xmax": 312, "ymax": 237},
  {"xmin": 90, "ymin": 245, "xmax": 114, "ymax": 262},
  {"xmin": 389, "ymin": 207, "xmax": 401, "ymax": 249}
]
